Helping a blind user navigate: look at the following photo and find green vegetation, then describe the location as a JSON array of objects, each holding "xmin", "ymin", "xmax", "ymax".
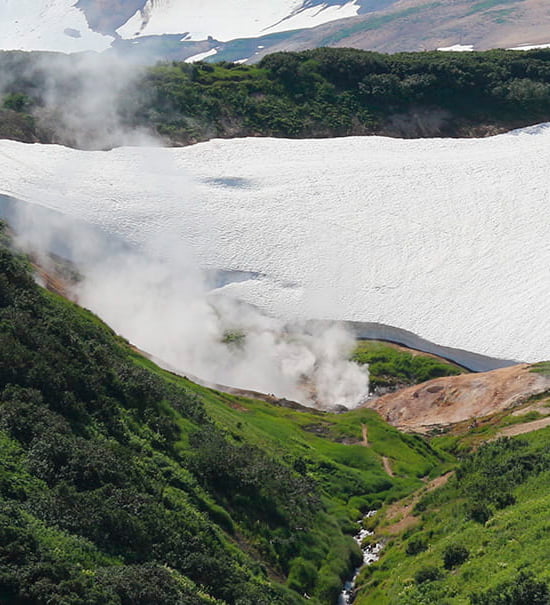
[
  {"xmin": 354, "ymin": 432, "xmax": 550, "ymax": 604},
  {"xmin": 0, "ymin": 225, "xmax": 449, "ymax": 604},
  {"xmin": 352, "ymin": 341, "xmax": 464, "ymax": 390},
  {"xmin": 531, "ymin": 361, "xmax": 550, "ymax": 376},
  {"xmin": 4, "ymin": 46, "xmax": 550, "ymax": 146},
  {"xmin": 138, "ymin": 47, "xmax": 550, "ymax": 143}
]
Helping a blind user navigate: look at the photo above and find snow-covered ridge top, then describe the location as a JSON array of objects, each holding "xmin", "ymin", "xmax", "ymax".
[
  {"xmin": 0, "ymin": 124, "xmax": 549, "ymax": 364},
  {"xmin": 0, "ymin": 0, "xmax": 360, "ymax": 53},
  {"xmin": 117, "ymin": 0, "xmax": 360, "ymax": 43}
]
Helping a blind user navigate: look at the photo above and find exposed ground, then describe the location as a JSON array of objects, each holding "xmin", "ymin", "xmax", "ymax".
[
  {"xmin": 249, "ymin": 0, "xmax": 550, "ymax": 60},
  {"xmin": 365, "ymin": 364, "xmax": 550, "ymax": 433},
  {"xmin": 379, "ymin": 471, "xmax": 454, "ymax": 535}
]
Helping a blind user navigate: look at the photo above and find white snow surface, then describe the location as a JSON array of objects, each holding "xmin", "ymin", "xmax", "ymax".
[
  {"xmin": 437, "ymin": 44, "xmax": 474, "ymax": 52},
  {"xmin": 0, "ymin": 126, "xmax": 549, "ymax": 363},
  {"xmin": 184, "ymin": 48, "xmax": 218, "ymax": 63},
  {"xmin": 508, "ymin": 42, "xmax": 550, "ymax": 51},
  {"xmin": 116, "ymin": 0, "xmax": 360, "ymax": 42},
  {"xmin": 0, "ymin": 0, "xmax": 113, "ymax": 53}
]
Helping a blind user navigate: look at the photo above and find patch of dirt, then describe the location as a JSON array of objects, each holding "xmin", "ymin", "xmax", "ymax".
[
  {"xmin": 382, "ymin": 456, "xmax": 394, "ymax": 477},
  {"xmin": 361, "ymin": 423, "xmax": 369, "ymax": 447},
  {"xmin": 493, "ymin": 416, "xmax": 550, "ymax": 440},
  {"xmin": 364, "ymin": 364, "xmax": 550, "ymax": 433},
  {"xmin": 228, "ymin": 401, "xmax": 250, "ymax": 412},
  {"xmin": 382, "ymin": 472, "xmax": 453, "ymax": 535},
  {"xmin": 302, "ymin": 423, "xmax": 332, "ymax": 436}
]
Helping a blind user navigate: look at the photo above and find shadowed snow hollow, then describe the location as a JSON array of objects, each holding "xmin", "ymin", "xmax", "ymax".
[{"xmin": 0, "ymin": 124, "xmax": 549, "ymax": 365}]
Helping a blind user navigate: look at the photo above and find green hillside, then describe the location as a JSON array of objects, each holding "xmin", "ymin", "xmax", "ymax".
[
  {"xmin": 3, "ymin": 47, "xmax": 550, "ymax": 147},
  {"xmin": 354, "ymin": 428, "xmax": 550, "ymax": 604},
  {"xmin": 0, "ymin": 224, "xmax": 451, "ymax": 604},
  {"xmin": 352, "ymin": 341, "xmax": 465, "ymax": 391}
]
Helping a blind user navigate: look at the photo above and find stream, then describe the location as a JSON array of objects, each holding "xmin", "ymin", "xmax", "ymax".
[{"xmin": 338, "ymin": 511, "xmax": 382, "ymax": 605}]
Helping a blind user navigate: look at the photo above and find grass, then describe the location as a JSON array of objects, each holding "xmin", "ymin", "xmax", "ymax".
[
  {"xmin": 531, "ymin": 361, "xmax": 550, "ymax": 376},
  {"xmin": 352, "ymin": 340, "xmax": 465, "ymax": 390},
  {"xmin": 354, "ymin": 427, "xmax": 550, "ymax": 604},
  {"xmin": 126, "ymin": 346, "xmax": 453, "ymax": 601}
]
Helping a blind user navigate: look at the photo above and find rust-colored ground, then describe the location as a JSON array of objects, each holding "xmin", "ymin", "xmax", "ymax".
[{"xmin": 364, "ymin": 364, "xmax": 550, "ymax": 433}]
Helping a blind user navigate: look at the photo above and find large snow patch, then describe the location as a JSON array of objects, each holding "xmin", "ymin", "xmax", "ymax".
[
  {"xmin": 116, "ymin": 0, "xmax": 360, "ymax": 42},
  {"xmin": 0, "ymin": 0, "xmax": 113, "ymax": 53},
  {"xmin": 0, "ymin": 126, "xmax": 548, "ymax": 363}
]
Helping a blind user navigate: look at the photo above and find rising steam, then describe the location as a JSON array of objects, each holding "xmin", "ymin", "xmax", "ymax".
[
  {"xmin": 2, "ymin": 51, "xmax": 369, "ymax": 409},
  {"xmin": 75, "ymin": 240, "xmax": 369, "ymax": 409}
]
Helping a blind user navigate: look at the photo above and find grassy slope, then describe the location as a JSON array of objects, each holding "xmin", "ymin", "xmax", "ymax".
[
  {"xmin": 352, "ymin": 341, "xmax": 465, "ymax": 390},
  {"xmin": 354, "ymin": 425, "xmax": 550, "ymax": 604},
  {"xmin": 0, "ymin": 230, "xmax": 450, "ymax": 604}
]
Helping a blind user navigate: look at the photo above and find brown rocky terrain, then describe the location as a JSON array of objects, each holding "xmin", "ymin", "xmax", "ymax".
[
  {"xmin": 251, "ymin": 0, "xmax": 550, "ymax": 60},
  {"xmin": 364, "ymin": 363, "xmax": 550, "ymax": 433}
]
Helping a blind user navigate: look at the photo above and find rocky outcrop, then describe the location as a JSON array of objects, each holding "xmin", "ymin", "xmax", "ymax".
[{"xmin": 365, "ymin": 364, "xmax": 550, "ymax": 433}]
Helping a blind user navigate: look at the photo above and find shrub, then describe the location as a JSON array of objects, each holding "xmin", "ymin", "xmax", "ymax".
[
  {"xmin": 467, "ymin": 502, "xmax": 492, "ymax": 524},
  {"xmin": 443, "ymin": 544, "xmax": 469, "ymax": 569},
  {"xmin": 471, "ymin": 571, "xmax": 550, "ymax": 604},
  {"xmin": 415, "ymin": 566, "xmax": 444, "ymax": 584},
  {"xmin": 406, "ymin": 537, "xmax": 428, "ymax": 556},
  {"xmin": 287, "ymin": 557, "xmax": 318, "ymax": 594}
]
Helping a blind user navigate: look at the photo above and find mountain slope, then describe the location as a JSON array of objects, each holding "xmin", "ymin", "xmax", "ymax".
[
  {"xmin": 0, "ymin": 224, "xmax": 449, "ymax": 604},
  {"xmin": 2, "ymin": 0, "xmax": 550, "ymax": 60}
]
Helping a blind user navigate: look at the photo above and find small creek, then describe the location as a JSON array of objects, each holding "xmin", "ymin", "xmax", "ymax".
[{"xmin": 338, "ymin": 511, "xmax": 382, "ymax": 605}]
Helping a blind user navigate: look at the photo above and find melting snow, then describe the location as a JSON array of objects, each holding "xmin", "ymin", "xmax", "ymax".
[
  {"xmin": 508, "ymin": 42, "xmax": 550, "ymax": 51},
  {"xmin": 0, "ymin": 126, "xmax": 549, "ymax": 363},
  {"xmin": 185, "ymin": 48, "xmax": 218, "ymax": 63}
]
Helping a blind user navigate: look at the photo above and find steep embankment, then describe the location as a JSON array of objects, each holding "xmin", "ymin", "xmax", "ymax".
[{"xmin": 366, "ymin": 364, "xmax": 550, "ymax": 433}]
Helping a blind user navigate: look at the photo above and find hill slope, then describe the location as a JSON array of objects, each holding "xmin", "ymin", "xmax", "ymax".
[
  {"xmin": 3, "ymin": 0, "xmax": 550, "ymax": 60},
  {"xmin": 0, "ymin": 224, "xmax": 450, "ymax": 604},
  {"xmin": 354, "ymin": 426, "xmax": 550, "ymax": 604}
]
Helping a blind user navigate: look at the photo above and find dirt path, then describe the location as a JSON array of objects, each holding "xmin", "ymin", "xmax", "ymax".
[
  {"xmin": 382, "ymin": 456, "xmax": 394, "ymax": 477},
  {"xmin": 361, "ymin": 424, "xmax": 369, "ymax": 447},
  {"xmin": 494, "ymin": 416, "xmax": 550, "ymax": 439},
  {"xmin": 382, "ymin": 472, "xmax": 453, "ymax": 535}
]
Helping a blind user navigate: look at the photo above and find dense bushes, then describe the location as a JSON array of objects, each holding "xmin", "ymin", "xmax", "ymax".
[
  {"xmin": 442, "ymin": 544, "xmax": 469, "ymax": 569},
  {"xmin": 3, "ymin": 47, "xmax": 550, "ymax": 147},
  {"xmin": 414, "ymin": 565, "xmax": 443, "ymax": 584},
  {"xmin": 0, "ymin": 230, "xmax": 304, "ymax": 604},
  {"xmin": 456, "ymin": 437, "xmax": 550, "ymax": 522},
  {"xmin": 470, "ymin": 571, "xmax": 550, "ymax": 605},
  {"xmin": 405, "ymin": 536, "xmax": 427, "ymax": 556}
]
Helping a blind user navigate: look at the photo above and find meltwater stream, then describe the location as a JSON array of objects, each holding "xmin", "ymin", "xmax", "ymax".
[{"xmin": 339, "ymin": 511, "xmax": 382, "ymax": 604}]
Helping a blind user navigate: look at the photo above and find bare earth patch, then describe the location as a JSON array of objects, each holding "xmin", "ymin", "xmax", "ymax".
[
  {"xmin": 381, "ymin": 472, "xmax": 454, "ymax": 535},
  {"xmin": 364, "ymin": 364, "xmax": 550, "ymax": 433}
]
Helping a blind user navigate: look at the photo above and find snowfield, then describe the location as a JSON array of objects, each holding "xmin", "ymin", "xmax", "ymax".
[
  {"xmin": 0, "ymin": 0, "xmax": 113, "ymax": 53},
  {"xmin": 0, "ymin": 126, "xmax": 549, "ymax": 364},
  {"xmin": 116, "ymin": 0, "xmax": 360, "ymax": 42},
  {"xmin": 0, "ymin": 0, "xmax": 360, "ymax": 52}
]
